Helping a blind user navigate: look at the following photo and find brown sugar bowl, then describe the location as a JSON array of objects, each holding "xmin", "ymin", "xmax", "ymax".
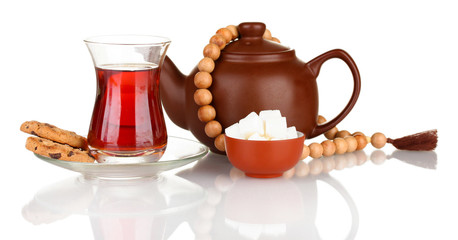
[{"xmin": 225, "ymin": 132, "xmax": 305, "ymax": 178}]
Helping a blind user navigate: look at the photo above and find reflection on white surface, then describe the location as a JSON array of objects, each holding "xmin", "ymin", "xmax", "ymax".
[
  {"xmin": 178, "ymin": 153, "xmax": 362, "ymax": 240},
  {"xmin": 178, "ymin": 150, "xmax": 436, "ymax": 240},
  {"xmin": 22, "ymin": 177, "xmax": 94, "ymax": 224},
  {"xmin": 22, "ymin": 149, "xmax": 437, "ymax": 239},
  {"xmin": 23, "ymin": 174, "xmax": 205, "ymax": 240},
  {"xmin": 389, "ymin": 150, "xmax": 437, "ymax": 169}
]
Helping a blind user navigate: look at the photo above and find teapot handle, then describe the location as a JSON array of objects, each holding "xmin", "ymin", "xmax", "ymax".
[{"xmin": 307, "ymin": 49, "xmax": 361, "ymax": 138}]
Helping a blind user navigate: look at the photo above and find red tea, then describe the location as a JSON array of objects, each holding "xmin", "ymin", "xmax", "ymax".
[{"xmin": 88, "ymin": 64, "xmax": 167, "ymax": 153}]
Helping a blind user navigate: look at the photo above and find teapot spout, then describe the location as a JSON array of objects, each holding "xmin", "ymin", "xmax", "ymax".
[{"xmin": 160, "ymin": 56, "xmax": 188, "ymax": 129}]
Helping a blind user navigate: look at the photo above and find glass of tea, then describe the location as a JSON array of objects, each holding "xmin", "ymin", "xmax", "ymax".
[{"xmin": 85, "ymin": 35, "xmax": 171, "ymax": 163}]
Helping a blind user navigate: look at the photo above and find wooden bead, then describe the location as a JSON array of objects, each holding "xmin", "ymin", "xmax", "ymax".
[
  {"xmin": 300, "ymin": 144, "xmax": 310, "ymax": 160},
  {"xmin": 309, "ymin": 143, "xmax": 323, "ymax": 159},
  {"xmin": 194, "ymin": 72, "xmax": 213, "ymax": 89},
  {"xmin": 335, "ymin": 130, "xmax": 351, "ymax": 138},
  {"xmin": 317, "ymin": 115, "xmax": 326, "ymax": 124},
  {"xmin": 214, "ymin": 134, "xmax": 226, "ymax": 151},
  {"xmin": 203, "ymin": 43, "xmax": 220, "ymax": 60},
  {"xmin": 371, "ymin": 132, "xmax": 387, "ymax": 149},
  {"xmin": 344, "ymin": 136, "xmax": 358, "ymax": 153},
  {"xmin": 194, "ymin": 89, "xmax": 212, "ymax": 106},
  {"xmin": 321, "ymin": 157, "xmax": 336, "ymax": 173},
  {"xmin": 309, "ymin": 159, "xmax": 323, "ymax": 175},
  {"xmin": 197, "ymin": 57, "xmax": 215, "ymax": 73},
  {"xmin": 325, "ymin": 127, "xmax": 338, "ymax": 140},
  {"xmin": 333, "ymin": 138, "xmax": 348, "ymax": 154},
  {"xmin": 353, "ymin": 132, "xmax": 371, "ymax": 145},
  {"xmin": 226, "ymin": 25, "xmax": 238, "ymax": 39},
  {"xmin": 197, "ymin": 105, "xmax": 216, "ymax": 122},
  {"xmin": 216, "ymin": 28, "xmax": 233, "ymax": 43},
  {"xmin": 272, "ymin": 37, "xmax": 280, "ymax": 43},
  {"xmin": 355, "ymin": 135, "xmax": 368, "ymax": 150},
  {"xmin": 321, "ymin": 140, "xmax": 336, "ymax": 157},
  {"xmin": 209, "ymin": 34, "xmax": 226, "ymax": 50},
  {"xmin": 205, "ymin": 120, "xmax": 222, "ymax": 138},
  {"xmin": 352, "ymin": 131, "xmax": 365, "ymax": 137},
  {"xmin": 263, "ymin": 29, "xmax": 273, "ymax": 40}
]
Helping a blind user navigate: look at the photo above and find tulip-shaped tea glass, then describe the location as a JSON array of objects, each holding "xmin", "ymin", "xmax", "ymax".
[{"xmin": 85, "ymin": 35, "xmax": 171, "ymax": 163}]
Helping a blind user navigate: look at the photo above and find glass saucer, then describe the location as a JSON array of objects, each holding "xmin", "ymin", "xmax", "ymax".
[{"xmin": 34, "ymin": 136, "xmax": 209, "ymax": 179}]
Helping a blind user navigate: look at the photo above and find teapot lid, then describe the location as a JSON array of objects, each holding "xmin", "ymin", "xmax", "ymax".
[{"xmin": 223, "ymin": 22, "xmax": 292, "ymax": 55}]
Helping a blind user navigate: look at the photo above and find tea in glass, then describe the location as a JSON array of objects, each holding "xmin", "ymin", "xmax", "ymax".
[{"xmin": 85, "ymin": 35, "xmax": 170, "ymax": 162}]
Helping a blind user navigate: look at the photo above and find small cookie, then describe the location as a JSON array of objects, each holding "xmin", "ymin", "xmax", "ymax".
[
  {"xmin": 26, "ymin": 136, "xmax": 95, "ymax": 163},
  {"xmin": 21, "ymin": 121, "xmax": 88, "ymax": 150}
]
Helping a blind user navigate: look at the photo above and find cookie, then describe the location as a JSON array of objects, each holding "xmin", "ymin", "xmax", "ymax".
[
  {"xmin": 20, "ymin": 121, "xmax": 88, "ymax": 150},
  {"xmin": 26, "ymin": 136, "xmax": 95, "ymax": 163}
]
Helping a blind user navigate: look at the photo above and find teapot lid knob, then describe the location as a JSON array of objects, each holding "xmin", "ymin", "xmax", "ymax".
[
  {"xmin": 237, "ymin": 22, "xmax": 266, "ymax": 38},
  {"xmin": 223, "ymin": 22, "xmax": 292, "ymax": 55}
]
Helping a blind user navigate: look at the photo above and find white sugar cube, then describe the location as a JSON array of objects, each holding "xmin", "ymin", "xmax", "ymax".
[
  {"xmin": 265, "ymin": 117, "xmax": 287, "ymax": 139},
  {"xmin": 286, "ymin": 126, "xmax": 298, "ymax": 139},
  {"xmin": 225, "ymin": 123, "xmax": 243, "ymax": 139},
  {"xmin": 248, "ymin": 132, "xmax": 268, "ymax": 141},
  {"xmin": 239, "ymin": 112, "xmax": 264, "ymax": 139},
  {"xmin": 259, "ymin": 110, "xmax": 282, "ymax": 121}
]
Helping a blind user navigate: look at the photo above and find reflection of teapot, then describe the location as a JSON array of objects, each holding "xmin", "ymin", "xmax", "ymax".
[{"xmin": 161, "ymin": 22, "xmax": 361, "ymax": 153}]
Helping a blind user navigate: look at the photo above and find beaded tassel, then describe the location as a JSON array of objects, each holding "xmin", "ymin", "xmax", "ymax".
[{"xmin": 301, "ymin": 116, "xmax": 438, "ymax": 161}]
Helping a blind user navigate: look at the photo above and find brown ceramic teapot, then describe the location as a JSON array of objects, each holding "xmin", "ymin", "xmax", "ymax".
[{"xmin": 160, "ymin": 22, "xmax": 361, "ymax": 153}]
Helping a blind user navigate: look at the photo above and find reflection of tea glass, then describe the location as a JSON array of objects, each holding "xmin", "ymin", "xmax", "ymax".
[
  {"xmin": 84, "ymin": 35, "xmax": 171, "ymax": 163},
  {"xmin": 22, "ymin": 175, "xmax": 205, "ymax": 239}
]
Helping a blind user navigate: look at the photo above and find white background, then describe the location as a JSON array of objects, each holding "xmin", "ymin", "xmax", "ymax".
[{"xmin": 1, "ymin": 0, "xmax": 457, "ymax": 239}]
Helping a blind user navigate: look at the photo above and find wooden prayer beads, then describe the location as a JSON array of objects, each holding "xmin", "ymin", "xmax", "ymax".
[
  {"xmin": 309, "ymin": 143, "xmax": 323, "ymax": 159},
  {"xmin": 195, "ymin": 25, "xmax": 393, "ymax": 155},
  {"xmin": 321, "ymin": 140, "xmax": 335, "ymax": 157},
  {"xmin": 194, "ymin": 89, "xmax": 212, "ymax": 106},
  {"xmin": 194, "ymin": 25, "xmax": 280, "ymax": 151},
  {"xmin": 198, "ymin": 57, "xmax": 215, "ymax": 73},
  {"xmin": 197, "ymin": 105, "xmax": 216, "ymax": 122},
  {"xmin": 204, "ymin": 120, "xmax": 222, "ymax": 138},
  {"xmin": 355, "ymin": 135, "xmax": 368, "ymax": 150},
  {"xmin": 301, "ymin": 145, "xmax": 310, "ymax": 160},
  {"xmin": 336, "ymin": 130, "xmax": 351, "ymax": 138},
  {"xmin": 194, "ymin": 72, "xmax": 213, "ymax": 89},
  {"xmin": 216, "ymin": 28, "xmax": 233, "ymax": 43},
  {"xmin": 214, "ymin": 134, "xmax": 226, "ymax": 152},
  {"xmin": 203, "ymin": 44, "xmax": 220, "ymax": 60},
  {"xmin": 371, "ymin": 132, "xmax": 387, "ymax": 149},
  {"xmin": 333, "ymin": 138, "xmax": 348, "ymax": 154},
  {"xmin": 344, "ymin": 136, "xmax": 358, "ymax": 152},
  {"xmin": 324, "ymin": 127, "xmax": 338, "ymax": 140},
  {"xmin": 300, "ymin": 115, "xmax": 388, "ymax": 161}
]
